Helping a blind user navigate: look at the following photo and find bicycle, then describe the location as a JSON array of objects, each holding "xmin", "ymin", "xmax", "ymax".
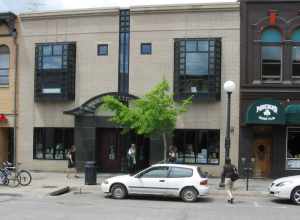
[{"xmin": 0, "ymin": 161, "xmax": 32, "ymax": 187}]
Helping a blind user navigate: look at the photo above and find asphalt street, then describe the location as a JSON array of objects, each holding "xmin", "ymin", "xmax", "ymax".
[{"xmin": 0, "ymin": 190, "xmax": 299, "ymax": 220}]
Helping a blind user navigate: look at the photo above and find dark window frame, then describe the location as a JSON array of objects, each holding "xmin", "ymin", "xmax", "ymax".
[
  {"xmin": 35, "ymin": 42, "xmax": 76, "ymax": 102},
  {"xmin": 33, "ymin": 127, "xmax": 74, "ymax": 160},
  {"xmin": 174, "ymin": 38, "xmax": 221, "ymax": 101},
  {"xmin": 291, "ymin": 43, "xmax": 300, "ymax": 79},
  {"xmin": 260, "ymin": 42, "xmax": 283, "ymax": 82},
  {"xmin": 140, "ymin": 43, "xmax": 152, "ymax": 55},
  {"xmin": 97, "ymin": 44, "xmax": 108, "ymax": 56}
]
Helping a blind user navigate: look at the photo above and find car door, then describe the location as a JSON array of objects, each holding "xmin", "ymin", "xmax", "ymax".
[
  {"xmin": 166, "ymin": 167, "xmax": 194, "ymax": 196},
  {"xmin": 129, "ymin": 166, "xmax": 169, "ymax": 195}
]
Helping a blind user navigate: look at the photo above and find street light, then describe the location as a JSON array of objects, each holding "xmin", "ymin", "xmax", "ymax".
[{"xmin": 219, "ymin": 80, "xmax": 236, "ymax": 187}]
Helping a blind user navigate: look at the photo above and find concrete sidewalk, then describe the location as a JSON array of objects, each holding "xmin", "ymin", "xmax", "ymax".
[{"xmin": 0, "ymin": 172, "xmax": 273, "ymax": 198}]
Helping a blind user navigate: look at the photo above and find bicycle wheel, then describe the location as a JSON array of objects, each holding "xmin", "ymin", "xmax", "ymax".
[
  {"xmin": 9, "ymin": 176, "xmax": 20, "ymax": 187},
  {"xmin": 17, "ymin": 170, "xmax": 32, "ymax": 186}
]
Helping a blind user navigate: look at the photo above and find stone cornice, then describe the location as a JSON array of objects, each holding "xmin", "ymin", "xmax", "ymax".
[
  {"xmin": 19, "ymin": 7, "xmax": 120, "ymax": 21},
  {"xmin": 19, "ymin": 3, "xmax": 240, "ymax": 21},
  {"xmin": 130, "ymin": 3, "xmax": 240, "ymax": 14}
]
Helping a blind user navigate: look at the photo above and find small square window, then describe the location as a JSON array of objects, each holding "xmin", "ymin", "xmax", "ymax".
[
  {"xmin": 97, "ymin": 44, "xmax": 108, "ymax": 56},
  {"xmin": 141, "ymin": 43, "xmax": 152, "ymax": 55}
]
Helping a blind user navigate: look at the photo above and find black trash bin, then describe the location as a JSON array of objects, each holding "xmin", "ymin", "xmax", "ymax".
[{"xmin": 85, "ymin": 161, "xmax": 97, "ymax": 185}]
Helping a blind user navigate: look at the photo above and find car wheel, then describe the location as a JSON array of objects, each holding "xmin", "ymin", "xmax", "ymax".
[
  {"xmin": 291, "ymin": 186, "xmax": 300, "ymax": 205},
  {"xmin": 181, "ymin": 187, "xmax": 197, "ymax": 202},
  {"xmin": 111, "ymin": 184, "xmax": 127, "ymax": 199}
]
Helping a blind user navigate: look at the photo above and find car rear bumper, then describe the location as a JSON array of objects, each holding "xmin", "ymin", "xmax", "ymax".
[{"xmin": 197, "ymin": 187, "xmax": 209, "ymax": 197}]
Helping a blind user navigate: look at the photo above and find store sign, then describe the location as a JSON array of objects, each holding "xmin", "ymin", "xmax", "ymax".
[
  {"xmin": 256, "ymin": 104, "xmax": 278, "ymax": 121},
  {"xmin": 246, "ymin": 99, "xmax": 285, "ymax": 125}
]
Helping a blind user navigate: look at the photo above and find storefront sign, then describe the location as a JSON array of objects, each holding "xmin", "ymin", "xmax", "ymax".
[{"xmin": 245, "ymin": 99, "xmax": 285, "ymax": 125}]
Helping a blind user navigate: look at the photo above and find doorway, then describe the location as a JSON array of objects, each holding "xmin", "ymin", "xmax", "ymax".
[
  {"xmin": 252, "ymin": 138, "xmax": 272, "ymax": 177},
  {"xmin": 97, "ymin": 128, "xmax": 122, "ymax": 172}
]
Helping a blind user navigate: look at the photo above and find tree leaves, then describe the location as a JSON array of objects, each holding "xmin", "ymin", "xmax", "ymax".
[{"xmin": 102, "ymin": 79, "xmax": 192, "ymax": 137}]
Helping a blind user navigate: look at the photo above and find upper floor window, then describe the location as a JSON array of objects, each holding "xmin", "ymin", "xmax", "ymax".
[
  {"xmin": 141, "ymin": 43, "xmax": 152, "ymax": 55},
  {"xmin": 174, "ymin": 38, "xmax": 221, "ymax": 101},
  {"xmin": 261, "ymin": 28, "xmax": 282, "ymax": 81},
  {"xmin": 35, "ymin": 42, "xmax": 76, "ymax": 102},
  {"xmin": 291, "ymin": 29, "xmax": 300, "ymax": 78},
  {"xmin": 0, "ymin": 45, "xmax": 9, "ymax": 85},
  {"xmin": 97, "ymin": 44, "xmax": 108, "ymax": 56},
  {"xmin": 38, "ymin": 44, "xmax": 66, "ymax": 70}
]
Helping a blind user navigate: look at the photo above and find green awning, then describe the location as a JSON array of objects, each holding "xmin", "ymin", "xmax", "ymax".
[
  {"xmin": 245, "ymin": 99, "xmax": 285, "ymax": 125},
  {"xmin": 286, "ymin": 104, "xmax": 300, "ymax": 125}
]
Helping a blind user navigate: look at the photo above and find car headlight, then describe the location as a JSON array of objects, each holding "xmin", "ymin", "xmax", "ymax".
[{"xmin": 275, "ymin": 181, "xmax": 292, "ymax": 187}]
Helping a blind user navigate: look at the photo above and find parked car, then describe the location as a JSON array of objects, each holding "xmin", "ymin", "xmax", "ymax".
[
  {"xmin": 101, "ymin": 164, "xmax": 209, "ymax": 202},
  {"xmin": 269, "ymin": 175, "xmax": 300, "ymax": 205}
]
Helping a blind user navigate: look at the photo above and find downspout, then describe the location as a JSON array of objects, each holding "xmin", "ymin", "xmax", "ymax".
[{"xmin": 12, "ymin": 29, "xmax": 18, "ymax": 166}]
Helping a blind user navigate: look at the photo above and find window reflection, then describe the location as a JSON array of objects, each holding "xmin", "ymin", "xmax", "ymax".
[
  {"xmin": 34, "ymin": 128, "xmax": 74, "ymax": 160},
  {"xmin": 173, "ymin": 130, "xmax": 220, "ymax": 165},
  {"xmin": 0, "ymin": 45, "xmax": 9, "ymax": 85}
]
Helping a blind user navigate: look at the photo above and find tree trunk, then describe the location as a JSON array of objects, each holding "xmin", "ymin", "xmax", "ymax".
[{"xmin": 162, "ymin": 132, "xmax": 167, "ymax": 161}]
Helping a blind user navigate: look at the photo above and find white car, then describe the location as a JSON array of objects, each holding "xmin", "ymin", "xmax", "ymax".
[
  {"xmin": 101, "ymin": 164, "xmax": 209, "ymax": 202},
  {"xmin": 269, "ymin": 175, "xmax": 300, "ymax": 204}
]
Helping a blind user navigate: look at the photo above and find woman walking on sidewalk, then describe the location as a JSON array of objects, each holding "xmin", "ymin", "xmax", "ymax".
[{"xmin": 221, "ymin": 158, "xmax": 238, "ymax": 204}]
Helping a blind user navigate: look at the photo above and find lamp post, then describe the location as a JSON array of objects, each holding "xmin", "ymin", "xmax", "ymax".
[{"xmin": 220, "ymin": 80, "xmax": 236, "ymax": 187}]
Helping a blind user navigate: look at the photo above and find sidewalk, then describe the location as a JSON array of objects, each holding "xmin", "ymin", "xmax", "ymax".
[{"xmin": 0, "ymin": 172, "xmax": 273, "ymax": 198}]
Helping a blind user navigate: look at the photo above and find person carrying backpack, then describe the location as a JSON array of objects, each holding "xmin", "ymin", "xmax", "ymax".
[{"xmin": 221, "ymin": 158, "xmax": 239, "ymax": 204}]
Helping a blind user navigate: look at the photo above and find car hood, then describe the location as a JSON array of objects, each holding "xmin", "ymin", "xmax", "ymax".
[
  {"xmin": 105, "ymin": 174, "xmax": 131, "ymax": 182},
  {"xmin": 273, "ymin": 175, "xmax": 300, "ymax": 184}
]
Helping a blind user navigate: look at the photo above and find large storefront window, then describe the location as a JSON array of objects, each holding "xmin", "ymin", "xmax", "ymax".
[
  {"xmin": 33, "ymin": 128, "xmax": 74, "ymax": 160},
  {"xmin": 173, "ymin": 129, "xmax": 220, "ymax": 165},
  {"xmin": 286, "ymin": 127, "xmax": 300, "ymax": 169}
]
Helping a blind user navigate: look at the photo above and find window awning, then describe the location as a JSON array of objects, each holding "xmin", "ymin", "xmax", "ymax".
[
  {"xmin": 286, "ymin": 104, "xmax": 300, "ymax": 125},
  {"xmin": 245, "ymin": 99, "xmax": 285, "ymax": 125}
]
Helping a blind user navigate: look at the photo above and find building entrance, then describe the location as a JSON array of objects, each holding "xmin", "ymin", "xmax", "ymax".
[{"xmin": 252, "ymin": 137, "xmax": 272, "ymax": 177}]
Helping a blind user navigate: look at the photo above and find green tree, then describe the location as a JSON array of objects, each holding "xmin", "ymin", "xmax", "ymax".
[{"xmin": 102, "ymin": 79, "xmax": 191, "ymax": 160}]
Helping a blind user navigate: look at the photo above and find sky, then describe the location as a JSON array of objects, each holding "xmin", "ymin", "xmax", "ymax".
[{"xmin": 0, "ymin": 0, "xmax": 237, "ymax": 14}]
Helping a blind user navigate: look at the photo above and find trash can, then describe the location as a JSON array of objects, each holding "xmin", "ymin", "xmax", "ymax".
[{"xmin": 85, "ymin": 161, "xmax": 97, "ymax": 185}]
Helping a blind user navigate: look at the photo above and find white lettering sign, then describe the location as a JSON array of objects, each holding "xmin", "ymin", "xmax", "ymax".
[{"xmin": 255, "ymin": 104, "xmax": 278, "ymax": 121}]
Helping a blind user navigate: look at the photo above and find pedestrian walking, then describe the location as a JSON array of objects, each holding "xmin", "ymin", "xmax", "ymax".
[
  {"xmin": 127, "ymin": 144, "xmax": 137, "ymax": 175},
  {"xmin": 66, "ymin": 145, "xmax": 79, "ymax": 178},
  {"xmin": 168, "ymin": 145, "xmax": 176, "ymax": 163},
  {"xmin": 221, "ymin": 158, "xmax": 239, "ymax": 204}
]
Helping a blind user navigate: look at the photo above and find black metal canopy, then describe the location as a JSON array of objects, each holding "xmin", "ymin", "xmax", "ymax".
[{"xmin": 64, "ymin": 92, "xmax": 138, "ymax": 116}]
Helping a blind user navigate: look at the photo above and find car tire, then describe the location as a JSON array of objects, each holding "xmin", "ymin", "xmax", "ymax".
[
  {"xmin": 111, "ymin": 184, "xmax": 127, "ymax": 199},
  {"xmin": 181, "ymin": 187, "xmax": 197, "ymax": 202},
  {"xmin": 291, "ymin": 186, "xmax": 300, "ymax": 205}
]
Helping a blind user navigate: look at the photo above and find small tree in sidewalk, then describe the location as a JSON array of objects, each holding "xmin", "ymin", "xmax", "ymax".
[{"xmin": 102, "ymin": 79, "xmax": 191, "ymax": 160}]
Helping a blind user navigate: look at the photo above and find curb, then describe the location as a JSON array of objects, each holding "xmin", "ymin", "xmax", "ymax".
[
  {"xmin": 49, "ymin": 186, "xmax": 70, "ymax": 196},
  {"xmin": 209, "ymin": 189, "xmax": 269, "ymax": 197}
]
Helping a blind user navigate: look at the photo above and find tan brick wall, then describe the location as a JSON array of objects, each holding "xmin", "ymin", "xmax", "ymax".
[
  {"xmin": 130, "ymin": 10, "xmax": 240, "ymax": 176},
  {"xmin": 17, "ymin": 5, "xmax": 240, "ymax": 174},
  {"xmin": 17, "ymin": 11, "xmax": 120, "ymax": 170},
  {"xmin": 0, "ymin": 34, "xmax": 16, "ymax": 117}
]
